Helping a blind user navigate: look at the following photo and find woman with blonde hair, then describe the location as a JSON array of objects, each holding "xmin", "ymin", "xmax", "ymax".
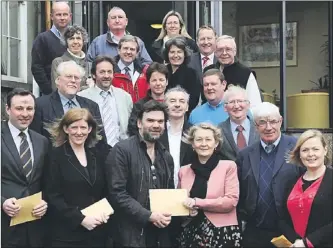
[
  {"xmin": 44, "ymin": 108, "xmax": 111, "ymax": 247},
  {"xmin": 178, "ymin": 123, "xmax": 242, "ymax": 247},
  {"xmin": 280, "ymin": 129, "xmax": 332, "ymax": 248},
  {"xmin": 151, "ymin": 10, "xmax": 198, "ymax": 63}
]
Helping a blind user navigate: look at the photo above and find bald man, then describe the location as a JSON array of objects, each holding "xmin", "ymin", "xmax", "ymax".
[
  {"xmin": 87, "ymin": 6, "xmax": 152, "ymax": 65},
  {"xmin": 31, "ymin": 2, "xmax": 72, "ymax": 95}
]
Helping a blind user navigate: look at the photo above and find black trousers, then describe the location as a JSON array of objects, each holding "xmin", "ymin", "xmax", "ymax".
[{"xmin": 242, "ymin": 225, "xmax": 281, "ymax": 248}]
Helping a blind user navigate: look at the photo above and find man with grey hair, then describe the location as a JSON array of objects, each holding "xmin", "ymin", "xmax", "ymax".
[
  {"xmin": 32, "ymin": 1, "xmax": 72, "ymax": 95},
  {"xmin": 30, "ymin": 61, "xmax": 105, "ymax": 144},
  {"xmin": 204, "ymin": 35, "xmax": 262, "ymax": 109},
  {"xmin": 87, "ymin": 6, "xmax": 152, "ymax": 65},
  {"xmin": 218, "ymin": 85, "xmax": 259, "ymax": 161},
  {"xmin": 112, "ymin": 35, "xmax": 149, "ymax": 102},
  {"xmin": 236, "ymin": 102, "xmax": 303, "ymax": 247}
]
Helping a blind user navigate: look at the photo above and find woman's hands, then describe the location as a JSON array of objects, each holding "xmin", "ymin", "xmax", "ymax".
[
  {"xmin": 290, "ymin": 239, "xmax": 306, "ymax": 247},
  {"xmin": 183, "ymin": 197, "xmax": 199, "ymax": 217},
  {"xmin": 81, "ymin": 212, "xmax": 109, "ymax": 231}
]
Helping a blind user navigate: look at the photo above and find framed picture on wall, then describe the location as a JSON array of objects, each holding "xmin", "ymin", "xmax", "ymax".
[{"xmin": 238, "ymin": 22, "xmax": 297, "ymax": 68}]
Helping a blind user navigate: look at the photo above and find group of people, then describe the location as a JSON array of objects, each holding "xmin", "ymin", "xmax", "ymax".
[{"xmin": 1, "ymin": 1, "xmax": 332, "ymax": 248}]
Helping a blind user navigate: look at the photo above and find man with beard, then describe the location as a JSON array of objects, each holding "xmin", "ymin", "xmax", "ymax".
[
  {"xmin": 78, "ymin": 55, "xmax": 133, "ymax": 147},
  {"xmin": 106, "ymin": 100, "xmax": 174, "ymax": 247}
]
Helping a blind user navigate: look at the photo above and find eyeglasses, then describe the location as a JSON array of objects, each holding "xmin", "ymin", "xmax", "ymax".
[
  {"xmin": 225, "ymin": 99, "xmax": 249, "ymax": 106},
  {"xmin": 256, "ymin": 119, "xmax": 281, "ymax": 127},
  {"xmin": 215, "ymin": 47, "xmax": 234, "ymax": 54},
  {"xmin": 63, "ymin": 75, "xmax": 81, "ymax": 82},
  {"xmin": 151, "ymin": 164, "xmax": 158, "ymax": 188}
]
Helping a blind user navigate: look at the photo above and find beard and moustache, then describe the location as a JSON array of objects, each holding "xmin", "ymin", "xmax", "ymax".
[{"xmin": 142, "ymin": 128, "xmax": 164, "ymax": 142}]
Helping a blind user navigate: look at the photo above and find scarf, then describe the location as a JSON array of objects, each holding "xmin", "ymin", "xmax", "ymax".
[{"xmin": 189, "ymin": 153, "xmax": 220, "ymax": 199}]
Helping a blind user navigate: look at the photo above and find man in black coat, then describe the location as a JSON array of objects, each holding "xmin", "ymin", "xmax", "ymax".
[
  {"xmin": 2, "ymin": 88, "xmax": 49, "ymax": 247},
  {"xmin": 30, "ymin": 61, "xmax": 106, "ymax": 143},
  {"xmin": 106, "ymin": 100, "xmax": 174, "ymax": 247},
  {"xmin": 204, "ymin": 35, "xmax": 262, "ymax": 109}
]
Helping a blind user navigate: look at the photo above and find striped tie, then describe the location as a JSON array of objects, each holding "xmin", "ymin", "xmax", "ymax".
[
  {"xmin": 124, "ymin": 66, "xmax": 132, "ymax": 80},
  {"xmin": 19, "ymin": 132, "xmax": 33, "ymax": 178},
  {"xmin": 100, "ymin": 91, "xmax": 118, "ymax": 146}
]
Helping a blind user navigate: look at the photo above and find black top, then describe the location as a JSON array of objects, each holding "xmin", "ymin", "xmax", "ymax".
[
  {"xmin": 31, "ymin": 30, "xmax": 67, "ymax": 94},
  {"xmin": 301, "ymin": 177, "xmax": 317, "ymax": 191}
]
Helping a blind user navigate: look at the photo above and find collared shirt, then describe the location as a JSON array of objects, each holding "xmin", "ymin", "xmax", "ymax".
[
  {"xmin": 117, "ymin": 60, "xmax": 136, "ymax": 83},
  {"xmin": 8, "ymin": 121, "xmax": 34, "ymax": 164},
  {"xmin": 58, "ymin": 91, "xmax": 81, "ymax": 113},
  {"xmin": 109, "ymin": 31, "xmax": 126, "ymax": 44},
  {"xmin": 260, "ymin": 134, "xmax": 282, "ymax": 151},
  {"xmin": 200, "ymin": 53, "xmax": 215, "ymax": 69},
  {"xmin": 50, "ymin": 25, "xmax": 63, "ymax": 40},
  {"xmin": 167, "ymin": 121, "xmax": 182, "ymax": 188},
  {"xmin": 189, "ymin": 101, "xmax": 229, "ymax": 126},
  {"xmin": 230, "ymin": 118, "xmax": 251, "ymax": 145}
]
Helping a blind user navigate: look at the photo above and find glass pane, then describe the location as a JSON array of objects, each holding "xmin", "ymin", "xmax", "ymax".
[
  {"xmin": 1, "ymin": 1, "xmax": 7, "ymax": 36},
  {"xmin": 223, "ymin": 1, "xmax": 281, "ymax": 105},
  {"xmin": 1, "ymin": 36, "xmax": 8, "ymax": 75},
  {"xmin": 9, "ymin": 38, "xmax": 19, "ymax": 77},
  {"xmin": 286, "ymin": 1, "xmax": 330, "ymax": 128},
  {"xmin": 199, "ymin": 1, "xmax": 211, "ymax": 26},
  {"xmin": 9, "ymin": 1, "xmax": 19, "ymax": 38}
]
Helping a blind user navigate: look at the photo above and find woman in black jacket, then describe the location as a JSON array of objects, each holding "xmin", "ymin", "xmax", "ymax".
[
  {"xmin": 151, "ymin": 10, "xmax": 198, "ymax": 63},
  {"xmin": 44, "ymin": 108, "xmax": 111, "ymax": 247},
  {"xmin": 164, "ymin": 37, "xmax": 201, "ymax": 113}
]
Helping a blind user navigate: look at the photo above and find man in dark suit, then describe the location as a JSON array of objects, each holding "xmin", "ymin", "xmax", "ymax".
[
  {"xmin": 30, "ymin": 60, "xmax": 105, "ymax": 143},
  {"xmin": 2, "ymin": 88, "xmax": 49, "ymax": 247},
  {"xmin": 236, "ymin": 102, "xmax": 304, "ymax": 247},
  {"xmin": 188, "ymin": 25, "xmax": 217, "ymax": 104},
  {"xmin": 218, "ymin": 85, "xmax": 259, "ymax": 161}
]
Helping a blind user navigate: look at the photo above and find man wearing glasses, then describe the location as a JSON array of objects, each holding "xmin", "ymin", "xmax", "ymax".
[
  {"xmin": 218, "ymin": 85, "xmax": 259, "ymax": 161},
  {"xmin": 107, "ymin": 100, "xmax": 174, "ymax": 247},
  {"xmin": 235, "ymin": 102, "xmax": 303, "ymax": 247},
  {"xmin": 30, "ymin": 61, "xmax": 105, "ymax": 144},
  {"xmin": 204, "ymin": 35, "xmax": 262, "ymax": 110}
]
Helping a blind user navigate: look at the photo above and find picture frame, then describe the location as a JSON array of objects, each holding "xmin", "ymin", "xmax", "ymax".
[{"xmin": 238, "ymin": 22, "xmax": 297, "ymax": 68}]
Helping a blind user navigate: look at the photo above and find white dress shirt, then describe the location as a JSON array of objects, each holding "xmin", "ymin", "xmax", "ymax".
[
  {"xmin": 117, "ymin": 60, "xmax": 140, "ymax": 85},
  {"xmin": 8, "ymin": 121, "xmax": 34, "ymax": 164},
  {"xmin": 200, "ymin": 53, "xmax": 215, "ymax": 69},
  {"xmin": 167, "ymin": 121, "xmax": 182, "ymax": 188}
]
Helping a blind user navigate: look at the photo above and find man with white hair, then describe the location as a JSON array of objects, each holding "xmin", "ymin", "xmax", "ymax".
[
  {"xmin": 87, "ymin": 6, "xmax": 152, "ymax": 65},
  {"xmin": 218, "ymin": 85, "xmax": 259, "ymax": 161},
  {"xmin": 204, "ymin": 35, "xmax": 262, "ymax": 109},
  {"xmin": 30, "ymin": 61, "xmax": 105, "ymax": 144},
  {"xmin": 236, "ymin": 102, "xmax": 304, "ymax": 247}
]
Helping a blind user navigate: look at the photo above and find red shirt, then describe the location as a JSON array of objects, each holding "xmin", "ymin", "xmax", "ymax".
[{"xmin": 287, "ymin": 175, "xmax": 324, "ymax": 238}]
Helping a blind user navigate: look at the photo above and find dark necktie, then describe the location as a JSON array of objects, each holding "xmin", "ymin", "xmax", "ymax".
[
  {"xmin": 236, "ymin": 125, "xmax": 247, "ymax": 149},
  {"xmin": 265, "ymin": 144, "xmax": 276, "ymax": 154},
  {"xmin": 67, "ymin": 100, "xmax": 75, "ymax": 109},
  {"xmin": 124, "ymin": 66, "xmax": 132, "ymax": 80},
  {"xmin": 202, "ymin": 56, "xmax": 209, "ymax": 69},
  {"xmin": 19, "ymin": 132, "xmax": 33, "ymax": 178}
]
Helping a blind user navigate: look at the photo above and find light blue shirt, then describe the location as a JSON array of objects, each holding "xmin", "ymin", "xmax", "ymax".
[
  {"xmin": 189, "ymin": 101, "xmax": 229, "ymax": 126},
  {"xmin": 230, "ymin": 118, "xmax": 251, "ymax": 145},
  {"xmin": 58, "ymin": 91, "xmax": 81, "ymax": 113},
  {"xmin": 260, "ymin": 134, "xmax": 282, "ymax": 151},
  {"xmin": 50, "ymin": 25, "xmax": 62, "ymax": 40},
  {"xmin": 117, "ymin": 60, "xmax": 134, "ymax": 79}
]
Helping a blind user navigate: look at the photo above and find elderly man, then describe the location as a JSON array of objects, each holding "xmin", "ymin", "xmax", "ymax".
[
  {"xmin": 218, "ymin": 85, "xmax": 259, "ymax": 161},
  {"xmin": 31, "ymin": 1, "xmax": 72, "ymax": 95},
  {"xmin": 2, "ymin": 88, "xmax": 49, "ymax": 247},
  {"xmin": 30, "ymin": 61, "xmax": 105, "ymax": 144},
  {"xmin": 87, "ymin": 6, "xmax": 152, "ymax": 65},
  {"xmin": 78, "ymin": 55, "xmax": 132, "ymax": 147},
  {"xmin": 112, "ymin": 35, "xmax": 149, "ymax": 102},
  {"xmin": 236, "ymin": 102, "xmax": 304, "ymax": 247},
  {"xmin": 205, "ymin": 35, "xmax": 262, "ymax": 109},
  {"xmin": 189, "ymin": 68, "xmax": 228, "ymax": 126}
]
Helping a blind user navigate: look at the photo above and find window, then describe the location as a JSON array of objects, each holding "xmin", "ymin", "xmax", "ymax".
[{"xmin": 1, "ymin": 1, "xmax": 27, "ymax": 82}]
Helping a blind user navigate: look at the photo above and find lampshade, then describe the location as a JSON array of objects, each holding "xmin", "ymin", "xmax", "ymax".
[{"xmin": 151, "ymin": 24, "xmax": 163, "ymax": 29}]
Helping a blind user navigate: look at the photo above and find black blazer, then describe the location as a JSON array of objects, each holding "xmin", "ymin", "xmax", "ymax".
[
  {"xmin": 166, "ymin": 64, "xmax": 201, "ymax": 113},
  {"xmin": 236, "ymin": 134, "xmax": 304, "ymax": 223},
  {"xmin": 151, "ymin": 37, "xmax": 198, "ymax": 63},
  {"xmin": 44, "ymin": 142, "xmax": 109, "ymax": 243},
  {"xmin": 1, "ymin": 122, "xmax": 49, "ymax": 247},
  {"xmin": 159, "ymin": 120, "xmax": 194, "ymax": 168},
  {"xmin": 29, "ymin": 90, "xmax": 106, "ymax": 144},
  {"xmin": 279, "ymin": 167, "xmax": 332, "ymax": 247},
  {"xmin": 218, "ymin": 117, "xmax": 259, "ymax": 161}
]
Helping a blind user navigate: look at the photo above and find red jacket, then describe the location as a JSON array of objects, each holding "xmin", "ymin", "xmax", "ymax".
[{"xmin": 112, "ymin": 65, "xmax": 149, "ymax": 103}]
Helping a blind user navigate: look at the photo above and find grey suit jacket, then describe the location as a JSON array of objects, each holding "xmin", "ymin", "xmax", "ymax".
[
  {"xmin": 188, "ymin": 52, "xmax": 218, "ymax": 82},
  {"xmin": 1, "ymin": 121, "xmax": 49, "ymax": 247},
  {"xmin": 218, "ymin": 118, "xmax": 259, "ymax": 161},
  {"xmin": 78, "ymin": 85, "xmax": 133, "ymax": 140}
]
